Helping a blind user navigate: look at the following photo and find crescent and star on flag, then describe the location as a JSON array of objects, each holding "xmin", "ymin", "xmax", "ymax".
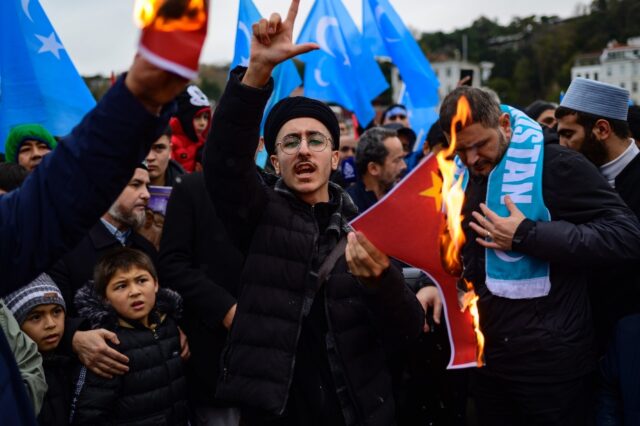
[{"xmin": 23, "ymin": 0, "xmax": 65, "ymax": 60}]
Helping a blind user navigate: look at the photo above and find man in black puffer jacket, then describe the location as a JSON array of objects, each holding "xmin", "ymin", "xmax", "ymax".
[{"xmin": 202, "ymin": 3, "xmax": 424, "ymax": 425}]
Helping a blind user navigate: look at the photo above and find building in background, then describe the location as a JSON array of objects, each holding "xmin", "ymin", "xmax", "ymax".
[{"xmin": 572, "ymin": 37, "xmax": 640, "ymax": 104}]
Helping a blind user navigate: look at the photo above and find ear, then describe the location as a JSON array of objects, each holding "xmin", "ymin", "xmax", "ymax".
[
  {"xmin": 498, "ymin": 113, "xmax": 512, "ymax": 140},
  {"xmin": 592, "ymin": 119, "xmax": 612, "ymax": 140},
  {"xmin": 331, "ymin": 150, "xmax": 340, "ymax": 171},
  {"xmin": 367, "ymin": 161, "xmax": 381, "ymax": 177},
  {"xmin": 153, "ymin": 280, "xmax": 159, "ymax": 294},
  {"xmin": 270, "ymin": 154, "xmax": 281, "ymax": 175}
]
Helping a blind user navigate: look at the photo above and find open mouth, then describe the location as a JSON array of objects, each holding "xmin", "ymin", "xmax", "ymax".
[
  {"xmin": 131, "ymin": 300, "xmax": 145, "ymax": 310},
  {"xmin": 43, "ymin": 334, "xmax": 60, "ymax": 344},
  {"xmin": 294, "ymin": 162, "xmax": 316, "ymax": 177}
]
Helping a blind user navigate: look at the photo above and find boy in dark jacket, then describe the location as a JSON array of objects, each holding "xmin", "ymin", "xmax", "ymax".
[
  {"xmin": 4, "ymin": 273, "xmax": 73, "ymax": 426},
  {"xmin": 70, "ymin": 248, "xmax": 188, "ymax": 426}
]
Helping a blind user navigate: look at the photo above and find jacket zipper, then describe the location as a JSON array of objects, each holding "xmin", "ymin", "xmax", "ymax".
[
  {"xmin": 278, "ymin": 205, "xmax": 319, "ymax": 416},
  {"xmin": 324, "ymin": 261, "xmax": 364, "ymax": 425}
]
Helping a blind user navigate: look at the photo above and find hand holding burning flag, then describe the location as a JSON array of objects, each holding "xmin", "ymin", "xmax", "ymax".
[{"xmin": 134, "ymin": 0, "xmax": 209, "ymax": 80}]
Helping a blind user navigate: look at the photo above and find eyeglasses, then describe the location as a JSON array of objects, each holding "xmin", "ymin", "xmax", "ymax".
[
  {"xmin": 277, "ymin": 133, "xmax": 331, "ymax": 155},
  {"xmin": 387, "ymin": 114, "xmax": 407, "ymax": 122}
]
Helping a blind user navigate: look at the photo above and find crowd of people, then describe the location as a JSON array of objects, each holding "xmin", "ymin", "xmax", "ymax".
[{"xmin": 1, "ymin": 1, "xmax": 640, "ymax": 425}]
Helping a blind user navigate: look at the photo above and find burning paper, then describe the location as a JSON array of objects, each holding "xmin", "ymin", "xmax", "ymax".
[
  {"xmin": 134, "ymin": 0, "xmax": 209, "ymax": 79},
  {"xmin": 350, "ymin": 95, "xmax": 485, "ymax": 369},
  {"xmin": 437, "ymin": 96, "xmax": 485, "ymax": 366}
]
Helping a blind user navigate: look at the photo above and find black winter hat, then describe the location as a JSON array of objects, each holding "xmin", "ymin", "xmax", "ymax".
[
  {"xmin": 264, "ymin": 97, "xmax": 340, "ymax": 156},
  {"xmin": 524, "ymin": 100, "xmax": 556, "ymax": 122},
  {"xmin": 175, "ymin": 84, "xmax": 211, "ymax": 142}
]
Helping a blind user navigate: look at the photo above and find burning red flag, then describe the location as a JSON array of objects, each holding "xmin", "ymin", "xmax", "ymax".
[
  {"xmin": 134, "ymin": 0, "xmax": 209, "ymax": 80},
  {"xmin": 351, "ymin": 154, "xmax": 479, "ymax": 369}
]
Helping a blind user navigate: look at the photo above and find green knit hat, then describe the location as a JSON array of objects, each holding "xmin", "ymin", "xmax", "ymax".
[{"xmin": 4, "ymin": 124, "xmax": 58, "ymax": 164}]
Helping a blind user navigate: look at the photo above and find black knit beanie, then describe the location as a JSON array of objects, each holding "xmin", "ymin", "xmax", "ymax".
[
  {"xmin": 175, "ymin": 84, "xmax": 211, "ymax": 142},
  {"xmin": 524, "ymin": 100, "xmax": 556, "ymax": 122},
  {"xmin": 264, "ymin": 97, "xmax": 340, "ymax": 156}
]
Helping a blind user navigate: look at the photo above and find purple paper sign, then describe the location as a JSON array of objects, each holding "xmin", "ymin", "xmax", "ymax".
[{"xmin": 148, "ymin": 186, "xmax": 172, "ymax": 215}]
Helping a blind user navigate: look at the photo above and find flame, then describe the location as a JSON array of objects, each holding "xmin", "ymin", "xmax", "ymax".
[
  {"xmin": 437, "ymin": 96, "xmax": 472, "ymax": 274},
  {"xmin": 436, "ymin": 96, "xmax": 485, "ymax": 367},
  {"xmin": 460, "ymin": 280, "xmax": 485, "ymax": 367},
  {"xmin": 134, "ymin": 0, "xmax": 207, "ymax": 31}
]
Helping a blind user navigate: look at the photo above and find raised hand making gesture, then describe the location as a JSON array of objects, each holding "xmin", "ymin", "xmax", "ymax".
[{"xmin": 242, "ymin": 0, "xmax": 319, "ymax": 88}]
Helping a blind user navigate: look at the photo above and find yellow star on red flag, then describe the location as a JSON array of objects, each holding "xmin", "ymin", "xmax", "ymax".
[{"xmin": 419, "ymin": 171, "xmax": 443, "ymax": 211}]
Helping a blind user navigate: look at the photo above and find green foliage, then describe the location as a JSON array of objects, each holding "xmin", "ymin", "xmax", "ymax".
[
  {"xmin": 418, "ymin": 0, "xmax": 640, "ymax": 107},
  {"xmin": 198, "ymin": 78, "xmax": 222, "ymax": 101}
]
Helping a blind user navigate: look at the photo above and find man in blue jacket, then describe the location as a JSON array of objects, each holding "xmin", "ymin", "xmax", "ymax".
[{"xmin": 0, "ymin": 56, "xmax": 187, "ymax": 424}]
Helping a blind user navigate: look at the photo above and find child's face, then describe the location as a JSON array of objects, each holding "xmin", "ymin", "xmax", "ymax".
[
  {"xmin": 193, "ymin": 111, "xmax": 210, "ymax": 136},
  {"xmin": 21, "ymin": 304, "xmax": 65, "ymax": 352},
  {"xmin": 105, "ymin": 267, "xmax": 158, "ymax": 327}
]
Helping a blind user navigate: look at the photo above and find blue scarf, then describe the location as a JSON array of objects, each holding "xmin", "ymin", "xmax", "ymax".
[{"xmin": 458, "ymin": 106, "xmax": 551, "ymax": 299}]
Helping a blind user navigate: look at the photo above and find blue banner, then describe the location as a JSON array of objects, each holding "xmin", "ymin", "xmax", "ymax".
[
  {"xmin": 297, "ymin": 0, "xmax": 388, "ymax": 126},
  {"xmin": 0, "ymin": 0, "xmax": 96, "ymax": 151},
  {"xmin": 363, "ymin": 0, "xmax": 439, "ymax": 108}
]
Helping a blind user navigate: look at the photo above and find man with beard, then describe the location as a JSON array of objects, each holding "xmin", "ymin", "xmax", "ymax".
[
  {"xmin": 48, "ymin": 164, "xmax": 175, "ymax": 381},
  {"xmin": 347, "ymin": 127, "xmax": 407, "ymax": 213},
  {"xmin": 556, "ymin": 78, "xmax": 638, "ymax": 214},
  {"xmin": 555, "ymin": 78, "xmax": 640, "ymax": 355},
  {"xmin": 439, "ymin": 85, "xmax": 640, "ymax": 425}
]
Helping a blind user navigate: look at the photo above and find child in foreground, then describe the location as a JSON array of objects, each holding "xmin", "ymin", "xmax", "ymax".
[
  {"xmin": 4, "ymin": 273, "xmax": 72, "ymax": 426},
  {"xmin": 70, "ymin": 247, "xmax": 188, "ymax": 425}
]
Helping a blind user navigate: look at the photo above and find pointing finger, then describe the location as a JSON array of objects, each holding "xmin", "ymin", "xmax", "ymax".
[
  {"xmin": 504, "ymin": 195, "xmax": 521, "ymax": 216},
  {"xmin": 288, "ymin": 42, "xmax": 320, "ymax": 59},
  {"xmin": 469, "ymin": 221, "xmax": 488, "ymax": 237},
  {"xmin": 475, "ymin": 237, "xmax": 502, "ymax": 250},
  {"xmin": 433, "ymin": 294, "xmax": 442, "ymax": 325},
  {"xmin": 285, "ymin": 0, "xmax": 301, "ymax": 26},
  {"xmin": 479, "ymin": 203, "xmax": 500, "ymax": 222}
]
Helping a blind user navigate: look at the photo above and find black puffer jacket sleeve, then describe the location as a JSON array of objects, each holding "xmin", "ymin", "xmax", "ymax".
[
  {"xmin": 512, "ymin": 145, "xmax": 640, "ymax": 267},
  {"xmin": 159, "ymin": 175, "xmax": 236, "ymax": 330},
  {"xmin": 202, "ymin": 67, "xmax": 274, "ymax": 254},
  {"xmin": 70, "ymin": 366, "xmax": 120, "ymax": 425}
]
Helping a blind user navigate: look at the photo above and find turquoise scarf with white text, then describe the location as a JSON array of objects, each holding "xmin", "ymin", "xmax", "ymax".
[{"xmin": 456, "ymin": 105, "xmax": 551, "ymax": 299}]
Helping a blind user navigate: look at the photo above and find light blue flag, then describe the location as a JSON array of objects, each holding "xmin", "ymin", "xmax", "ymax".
[
  {"xmin": 297, "ymin": 0, "xmax": 388, "ymax": 126},
  {"xmin": 0, "ymin": 0, "xmax": 96, "ymax": 151},
  {"xmin": 363, "ymin": 0, "xmax": 439, "ymax": 108},
  {"xmin": 232, "ymin": 0, "xmax": 302, "ymax": 167},
  {"xmin": 398, "ymin": 83, "xmax": 438, "ymax": 171}
]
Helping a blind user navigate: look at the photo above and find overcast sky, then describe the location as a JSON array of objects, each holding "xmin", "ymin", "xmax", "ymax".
[{"xmin": 39, "ymin": 0, "xmax": 581, "ymax": 75}]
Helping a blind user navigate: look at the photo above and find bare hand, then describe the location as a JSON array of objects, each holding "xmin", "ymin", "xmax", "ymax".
[
  {"xmin": 222, "ymin": 304, "xmax": 237, "ymax": 330},
  {"xmin": 125, "ymin": 55, "xmax": 189, "ymax": 114},
  {"xmin": 137, "ymin": 209, "xmax": 163, "ymax": 250},
  {"xmin": 456, "ymin": 76, "xmax": 471, "ymax": 87},
  {"xmin": 469, "ymin": 195, "xmax": 526, "ymax": 251},
  {"xmin": 242, "ymin": 0, "xmax": 319, "ymax": 88},
  {"xmin": 72, "ymin": 329, "xmax": 129, "ymax": 379},
  {"xmin": 178, "ymin": 327, "xmax": 190, "ymax": 361},
  {"xmin": 416, "ymin": 286, "xmax": 442, "ymax": 332},
  {"xmin": 345, "ymin": 231, "xmax": 390, "ymax": 287}
]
